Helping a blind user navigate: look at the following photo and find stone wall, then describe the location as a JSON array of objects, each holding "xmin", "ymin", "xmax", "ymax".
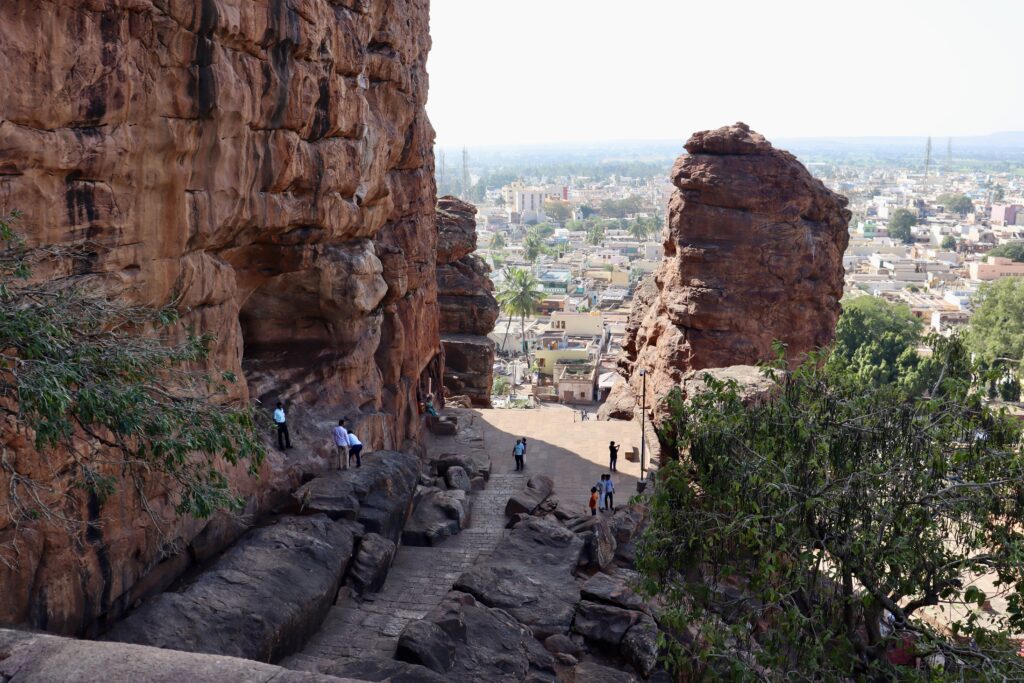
[{"xmin": 0, "ymin": 0, "xmax": 438, "ymax": 635}]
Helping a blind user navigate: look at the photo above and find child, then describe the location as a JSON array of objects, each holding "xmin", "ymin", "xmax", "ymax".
[{"xmin": 589, "ymin": 486, "xmax": 599, "ymax": 516}]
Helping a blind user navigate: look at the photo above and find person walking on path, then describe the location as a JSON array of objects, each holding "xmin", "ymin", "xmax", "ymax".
[
  {"xmin": 332, "ymin": 419, "xmax": 350, "ymax": 470},
  {"xmin": 608, "ymin": 441, "xmax": 619, "ymax": 471},
  {"xmin": 589, "ymin": 486, "xmax": 599, "ymax": 516},
  {"xmin": 597, "ymin": 474, "xmax": 608, "ymax": 511},
  {"xmin": 604, "ymin": 474, "xmax": 615, "ymax": 511},
  {"xmin": 347, "ymin": 429, "xmax": 363, "ymax": 468},
  {"xmin": 513, "ymin": 439, "xmax": 525, "ymax": 471},
  {"xmin": 274, "ymin": 402, "xmax": 291, "ymax": 450}
]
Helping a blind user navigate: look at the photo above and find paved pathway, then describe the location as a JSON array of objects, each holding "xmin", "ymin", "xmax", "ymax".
[
  {"xmin": 283, "ymin": 405, "xmax": 641, "ymax": 673},
  {"xmin": 283, "ymin": 472, "xmax": 525, "ymax": 672}
]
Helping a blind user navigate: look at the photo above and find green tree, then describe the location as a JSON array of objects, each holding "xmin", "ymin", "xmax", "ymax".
[
  {"xmin": 489, "ymin": 232, "xmax": 506, "ymax": 250},
  {"xmin": 994, "ymin": 186, "xmax": 1006, "ymax": 202},
  {"xmin": 628, "ymin": 219, "xmax": 652, "ymax": 242},
  {"xmin": 941, "ymin": 234, "xmax": 958, "ymax": 250},
  {"xmin": 987, "ymin": 242, "xmax": 1024, "ymax": 262},
  {"xmin": 966, "ymin": 277, "xmax": 1024, "ymax": 379},
  {"xmin": 543, "ymin": 200, "xmax": 571, "ymax": 222},
  {"xmin": 521, "ymin": 230, "xmax": 545, "ymax": 262},
  {"xmin": 496, "ymin": 268, "xmax": 544, "ymax": 363},
  {"xmin": 828, "ymin": 296, "xmax": 923, "ymax": 387},
  {"xmin": 491, "ymin": 375, "xmax": 510, "ymax": 396},
  {"xmin": 586, "ymin": 223, "xmax": 605, "ymax": 246},
  {"xmin": 888, "ymin": 208, "xmax": 918, "ymax": 243},
  {"xmin": 642, "ymin": 345, "xmax": 1024, "ymax": 680},
  {"xmin": 938, "ymin": 193, "xmax": 974, "ymax": 216},
  {"xmin": 0, "ymin": 212, "xmax": 264, "ymax": 533}
]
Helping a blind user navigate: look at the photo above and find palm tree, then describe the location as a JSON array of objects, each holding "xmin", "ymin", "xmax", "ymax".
[
  {"xmin": 522, "ymin": 230, "xmax": 545, "ymax": 262},
  {"xmin": 496, "ymin": 267, "xmax": 545, "ymax": 367},
  {"xmin": 628, "ymin": 219, "xmax": 651, "ymax": 242},
  {"xmin": 490, "ymin": 232, "xmax": 506, "ymax": 250},
  {"xmin": 586, "ymin": 223, "xmax": 605, "ymax": 246}
]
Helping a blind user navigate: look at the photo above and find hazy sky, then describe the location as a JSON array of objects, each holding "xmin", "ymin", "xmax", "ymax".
[{"xmin": 427, "ymin": 0, "xmax": 1023, "ymax": 147}]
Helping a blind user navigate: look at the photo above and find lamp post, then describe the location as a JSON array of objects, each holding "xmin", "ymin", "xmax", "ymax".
[{"xmin": 638, "ymin": 368, "xmax": 647, "ymax": 491}]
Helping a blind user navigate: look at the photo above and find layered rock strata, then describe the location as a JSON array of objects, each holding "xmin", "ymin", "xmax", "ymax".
[
  {"xmin": 604, "ymin": 123, "xmax": 850, "ymax": 427},
  {"xmin": 434, "ymin": 196, "xmax": 499, "ymax": 406},
  {"xmin": 0, "ymin": 0, "xmax": 439, "ymax": 635}
]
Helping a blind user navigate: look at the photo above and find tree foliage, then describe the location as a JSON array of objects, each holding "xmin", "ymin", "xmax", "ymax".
[
  {"xmin": 888, "ymin": 208, "xmax": 918, "ymax": 243},
  {"xmin": 543, "ymin": 200, "xmax": 571, "ymax": 222},
  {"xmin": 521, "ymin": 230, "xmax": 546, "ymax": 262},
  {"xmin": 828, "ymin": 296, "xmax": 924, "ymax": 388},
  {"xmin": 938, "ymin": 193, "xmax": 975, "ymax": 217},
  {"xmin": 966, "ymin": 277, "xmax": 1024, "ymax": 382},
  {"xmin": 0, "ymin": 213, "xmax": 265, "ymax": 537},
  {"xmin": 987, "ymin": 242, "xmax": 1024, "ymax": 263},
  {"xmin": 941, "ymin": 235, "xmax": 958, "ymax": 250},
  {"xmin": 641, "ymin": 344, "xmax": 1024, "ymax": 680}
]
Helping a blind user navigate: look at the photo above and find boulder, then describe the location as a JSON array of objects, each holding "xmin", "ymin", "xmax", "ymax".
[
  {"xmin": 580, "ymin": 570, "xmax": 647, "ymax": 612},
  {"xmin": 396, "ymin": 620, "xmax": 453, "ymax": 673},
  {"xmin": 571, "ymin": 661, "xmax": 639, "ymax": 683},
  {"xmin": 609, "ymin": 505, "xmax": 647, "ymax": 545},
  {"xmin": 104, "ymin": 515, "xmax": 354, "ymax": 662},
  {"xmin": 572, "ymin": 600, "xmax": 641, "ymax": 648},
  {"xmin": 346, "ymin": 533, "xmax": 397, "ymax": 595},
  {"xmin": 427, "ymin": 415, "xmax": 458, "ymax": 436},
  {"xmin": 470, "ymin": 476, "xmax": 486, "ymax": 492},
  {"xmin": 454, "ymin": 517, "xmax": 583, "ymax": 638},
  {"xmin": 292, "ymin": 452, "xmax": 420, "ymax": 543},
  {"xmin": 543, "ymin": 634, "xmax": 582, "ymax": 658},
  {"xmin": 444, "ymin": 465, "xmax": 472, "ymax": 492},
  {"xmin": 402, "ymin": 487, "xmax": 472, "ymax": 547},
  {"xmin": 324, "ymin": 658, "xmax": 445, "ymax": 682},
  {"xmin": 433, "ymin": 452, "xmax": 489, "ymax": 481},
  {"xmin": 0, "ymin": 628, "xmax": 360, "ymax": 683},
  {"xmin": 396, "ymin": 592, "xmax": 555, "ymax": 682},
  {"xmin": 622, "ymin": 614, "xmax": 660, "ymax": 678},
  {"xmin": 567, "ymin": 515, "xmax": 618, "ymax": 571},
  {"xmin": 504, "ymin": 475, "xmax": 555, "ymax": 516}
]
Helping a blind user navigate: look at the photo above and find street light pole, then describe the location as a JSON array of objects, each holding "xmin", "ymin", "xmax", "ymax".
[{"xmin": 638, "ymin": 368, "xmax": 647, "ymax": 486}]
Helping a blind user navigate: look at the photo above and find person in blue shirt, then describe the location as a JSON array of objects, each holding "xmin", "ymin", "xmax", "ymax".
[
  {"xmin": 274, "ymin": 401, "xmax": 291, "ymax": 450},
  {"xmin": 347, "ymin": 430, "xmax": 363, "ymax": 468},
  {"xmin": 513, "ymin": 439, "xmax": 525, "ymax": 471}
]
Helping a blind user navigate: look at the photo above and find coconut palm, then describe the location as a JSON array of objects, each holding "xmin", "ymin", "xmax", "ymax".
[
  {"xmin": 496, "ymin": 267, "xmax": 545, "ymax": 366},
  {"xmin": 628, "ymin": 219, "xmax": 652, "ymax": 242},
  {"xmin": 522, "ymin": 230, "xmax": 545, "ymax": 262}
]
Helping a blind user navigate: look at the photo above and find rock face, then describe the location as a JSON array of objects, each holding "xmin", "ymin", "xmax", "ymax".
[
  {"xmin": 0, "ymin": 0, "xmax": 440, "ymax": 634},
  {"xmin": 434, "ymin": 197, "xmax": 498, "ymax": 406},
  {"xmin": 607, "ymin": 123, "xmax": 850, "ymax": 427}
]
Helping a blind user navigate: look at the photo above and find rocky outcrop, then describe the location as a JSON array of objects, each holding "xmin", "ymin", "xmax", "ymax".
[
  {"xmin": 453, "ymin": 516, "xmax": 584, "ymax": 639},
  {"xmin": 103, "ymin": 515, "xmax": 355, "ymax": 662},
  {"xmin": 395, "ymin": 591, "xmax": 557, "ymax": 682},
  {"xmin": 607, "ymin": 123, "xmax": 849, "ymax": 429},
  {"xmin": 0, "ymin": 628, "xmax": 363, "ymax": 683},
  {"xmin": 0, "ymin": 0, "xmax": 440, "ymax": 634},
  {"xmin": 435, "ymin": 197, "xmax": 498, "ymax": 406}
]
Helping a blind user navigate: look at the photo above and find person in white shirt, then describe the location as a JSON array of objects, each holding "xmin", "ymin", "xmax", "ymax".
[
  {"xmin": 273, "ymin": 402, "xmax": 291, "ymax": 450},
  {"xmin": 332, "ymin": 419, "xmax": 350, "ymax": 469},
  {"xmin": 604, "ymin": 475, "xmax": 616, "ymax": 511},
  {"xmin": 347, "ymin": 431, "xmax": 363, "ymax": 468}
]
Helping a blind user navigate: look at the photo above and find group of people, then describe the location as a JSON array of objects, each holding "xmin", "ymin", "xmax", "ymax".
[
  {"xmin": 272, "ymin": 402, "xmax": 364, "ymax": 470},
  {"xmin": 589, "ymin": 473, "xmax": 616, "ymax": 515}
]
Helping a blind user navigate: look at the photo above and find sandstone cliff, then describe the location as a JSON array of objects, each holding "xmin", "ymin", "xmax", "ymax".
[
  {"xmin": 434, "ymin": 196, "xmax": 498, "ymax": 406},
  {"xmin": 0, "ymin": 0, "xmax": 437, "ymax": 635},
  {"xmin": 603, "ymin": 123, "xmax": 850, "ymax": 426}
]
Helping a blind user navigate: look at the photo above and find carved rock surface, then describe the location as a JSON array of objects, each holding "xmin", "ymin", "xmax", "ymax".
[
  {"xmin": 103, "ymin": 515, "xmax": 354, "ymax": 662},
  {"xmin": 0, "ymin": 0, "xmax": 440, "ymax": 635},
  {"xmin": 611, "ymin": 123, "xmax": 850, "ymax": 426},
  {"xmin": 435, "ymin": 197, "xmax": 498, "ymax": 406}
]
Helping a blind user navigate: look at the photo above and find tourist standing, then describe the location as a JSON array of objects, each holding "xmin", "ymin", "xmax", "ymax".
[
  {"xmin": 513, "ymin": 439, "xmax": 525, "ymax": 471},
  {"xmin": 347, "ymin": 429, "xmax": 363, "ymax": 468},
  {"xmin": 274, "ymin": 401, "xmax": 291, "ymax": 450},
  {"xmin": 608, "ymin": 441, "xmax": 619, "ymax": 471},
  {"xmin": 597, "ymin": 474, "xmax": 607, "ymax": 511},
  {"xmin": 589, "ymin": 486, "xmax": 599, "ymax": 516},
  {"xmin": 604, "ymin": 474, "xmax": 615, "ymax": 511},
  {"xmin": 332, "ymin": 419, "xmax": 350, "ymax": 469}
]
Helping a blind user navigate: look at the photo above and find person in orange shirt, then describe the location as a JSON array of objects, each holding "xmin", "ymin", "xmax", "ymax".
[{"xmin": 589, "ymin": 486, "xmax": 599, "ymax": 516}]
